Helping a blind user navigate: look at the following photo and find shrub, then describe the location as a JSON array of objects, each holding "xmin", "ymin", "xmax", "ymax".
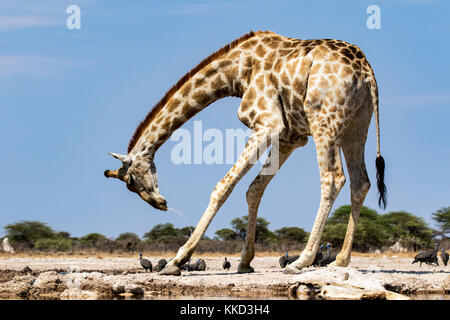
[{"xmin": 34, "ymin": 238, "xmax": 73, "ymax": 252}]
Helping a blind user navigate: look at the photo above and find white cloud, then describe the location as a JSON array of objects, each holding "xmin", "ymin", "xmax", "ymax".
[
  {"xmin": 169, "ymin": 2, "xmax": 241, "ymax": 15},
  {"xmin": 0, "ymin": 55, "xmax": 92, "ymax": 78},
  {"xmin": 0, "ymin": 0, "xmax": 94, "ymax": 30},
  {"xmin": 397, "ymin": 0, "xmax": 437, "ymax": 3},
  {"xmin": 383, "ymin": 94, "xmax": 450, "ymax": 107},
  {"xmin": 0, "ymin": 15, "xmax": 59, "ymax": 30}
]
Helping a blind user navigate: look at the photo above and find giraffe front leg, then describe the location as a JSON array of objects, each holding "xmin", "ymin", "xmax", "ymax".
[
  {"xmin": 238, "ymin": 144, "xmax": 295, "ymax": 273},
  {"xmin": 284, "ymin": 142, "xmax": 345, "ymax": 274},
  {"xmin": 159, "ymin": 129, "xmax": 278, "ymax": 276}
]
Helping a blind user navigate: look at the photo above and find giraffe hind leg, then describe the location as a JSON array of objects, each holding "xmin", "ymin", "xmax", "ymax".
[
  {"xmin": 331, "ymin": 141, "xmax": 370, "ymax": 267},
  {"xmin": 285, "ymin": 139, "xmax": 346, "ymax": 274},
  {"xmin": 331, "ymin": 98, "xmax": 372, "ymax": 267}
]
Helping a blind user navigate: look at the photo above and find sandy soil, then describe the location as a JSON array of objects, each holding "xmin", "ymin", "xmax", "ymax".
[{"xmin": 0, "ymin": 255, "xmax": 448, "ymax": 299}]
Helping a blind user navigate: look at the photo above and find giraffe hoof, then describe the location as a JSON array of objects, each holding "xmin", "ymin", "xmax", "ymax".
[
  {"xmin": 283, "ymin": 264, "xmax": 302, "ymax": 274},
  {"xmin": 158, "ymin": 264, "xmax": 181, "ymax": 276},
  {"xmin": 330, "ymin": 260, "xmax": 349, "ymax": 267},
  {"xmin": 237, "ymin": 264, "xmax": 254, "ymax": 274}
]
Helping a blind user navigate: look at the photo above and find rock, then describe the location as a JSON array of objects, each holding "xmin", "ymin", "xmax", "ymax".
[
  {"xmin": 111, "ymin": 279, "xmax": 143, "ymax": 295},
  {"xmin": 126, "ymin": 284, "xmax": 144, "ymax": 295},
  {"xmin": 0, "ymin": 275, "xmax": 34, "ymax": 298},
  {"xmin": 33, "ymin": 272, "xmax": 62, "ymax": 288},
  {"xmin": 294, "ymin": 284, "xmax": 313, "ymax": 297},
  {"xmin": 112, "ymin": 280, "xmax": 126, "ymax": 294},
  {"xmin": 66, "ymin": 266, "xmax": 81, "ymax": 273},
  {"xmin": 30, "ymin": 271, "xmax": 65, "ymax": 297},
  {"xmin": 444, "ymin": 275, "xmax": 450, "ymax": 289},
  {"xmin": 21, "ymin": 266, "xmax": 32, "ymax": 274},
  {"xmin": 290, "ymin": 267, "xmax": 409, "ymax": 300},
  {"xmin": 319, "ymin": 285, "xmax": 370, "ymax": 300},
  {"xmin": 2, "ymin": 238, "xmax": 15, "ymax": 254}
]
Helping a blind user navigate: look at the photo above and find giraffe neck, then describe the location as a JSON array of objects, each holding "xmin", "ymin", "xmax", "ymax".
[{"xmin": 129, "ymin": 53, "xmax": 248, "ymax": 158}]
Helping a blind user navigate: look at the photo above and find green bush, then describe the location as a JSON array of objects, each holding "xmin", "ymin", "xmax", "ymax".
[
  {"xmin": 34, "ymin": 238, "xmax": 73, "ymax": 251},
  {"xmin": 5, "ymin": 221, "xmax": 57, "ymax": 248},
  {"xmin": 114, "ymin": 232, "xmax": 142, "ymax": 252},
  {"xmin": 321, "ymin": 205, "xmax": 390, "ymax": 251}
]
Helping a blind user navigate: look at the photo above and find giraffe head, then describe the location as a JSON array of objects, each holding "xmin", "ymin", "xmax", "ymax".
[{"xmin": 104, "ymin": 152, "xmax": 168, "ymax": 211}]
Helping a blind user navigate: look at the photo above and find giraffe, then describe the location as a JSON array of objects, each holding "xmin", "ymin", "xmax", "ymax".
[{"xmin": 104, "ymin": 30, "xmax": 387, "ymax": 275}]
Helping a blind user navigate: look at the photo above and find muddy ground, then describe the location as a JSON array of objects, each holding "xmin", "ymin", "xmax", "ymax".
[{"xmin": 0, "ymin": 255, "xmax": 449, "ymax": 299}]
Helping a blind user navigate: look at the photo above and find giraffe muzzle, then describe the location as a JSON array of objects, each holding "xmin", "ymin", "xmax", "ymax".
[{"xmin": 139, "ymin": 190, "xmax": 168, "ymax": 211}]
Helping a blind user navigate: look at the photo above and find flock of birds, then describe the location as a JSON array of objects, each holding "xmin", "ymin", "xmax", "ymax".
[
  {"xmin": 138, "ymin": 243, "xmax": 449, "ymax": 273},
  {"xmin": 279, "ymin": 243, "xmax": 338, "ymax": 269},
  {"xmin": 139, "ymin": 253, "xmax": 212, "ymax": 273},
  {"xmin": 412, "ymin": 243, "xmax": 449, "ymax": 267}
]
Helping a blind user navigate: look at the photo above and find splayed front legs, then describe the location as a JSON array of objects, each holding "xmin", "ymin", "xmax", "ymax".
[
  {"xmin": 159, "ymin": 129, "xmax": 280, "ymax": 275},
  {"xmin": 238, "ymin": 143, "xmax": 296, "ymax": 273}
]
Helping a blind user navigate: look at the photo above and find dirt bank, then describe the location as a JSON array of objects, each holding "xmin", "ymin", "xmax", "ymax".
[{"xmin": 0, "ymin": 256, "xmax": 448, "ymax": 299}]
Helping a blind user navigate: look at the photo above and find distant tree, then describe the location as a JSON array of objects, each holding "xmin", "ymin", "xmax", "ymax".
[
  {"xmin": 214, "ymin": 228, "xmax": 238, "ymax": 241},
  {"xmin": 4, "ymin": 221, "xmax": 57, "ymax": 248},
  {"xmin": 80, "ymin": 233, "xmax": 112, "ymax": 250},
  {"xmin": 178, "ymin": 226, "xmax": 194, "ymax": 238},
  {"xmin": 230, "ymin": 216, "xmax": 276, "ymax": 243},
  {"xmin": 275, "ymin": 227, "xmax": 309, "ymax": 243},
  {"xmin": 35, "ymin": 238, "xmax": 73, "ymax": 252},
  {"xmin": 432, "ymin": 206, "xmax": 450, "ymax": 239},
  {"xmin": 57, "ymin": 231, "xmax": 71, "ymax": 239},
  {"xmin": 115, "ymin": 232, "xmax": 141, "ymax": 251},
  {"xmin": 143, "ymin": 223, "xmax": 178, "ymax": 243},
  {"xmin": 380, "ymin": 211, "xmax": 433, "ymax": 250},
  {"xmin": 322, "ymin": 205, "xmax": 390, "ymax": 251}
]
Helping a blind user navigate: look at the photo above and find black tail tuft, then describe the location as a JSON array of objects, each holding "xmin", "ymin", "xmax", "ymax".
[{"xmin": 375, "ymin": 155, "xmax": 387, "ymax": 209}]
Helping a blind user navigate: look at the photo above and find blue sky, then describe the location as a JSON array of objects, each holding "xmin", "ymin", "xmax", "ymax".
[{"xmin": 0, "ymin": 0, "xmax": 449, "ymax": 239}]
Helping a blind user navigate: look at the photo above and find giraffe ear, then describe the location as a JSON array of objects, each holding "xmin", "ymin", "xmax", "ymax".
[{"xmin": 108, "ymin": 152, "xmax": 131, "ymax": 164}]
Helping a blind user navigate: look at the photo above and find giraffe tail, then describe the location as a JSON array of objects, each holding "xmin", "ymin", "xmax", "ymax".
[{"xmin": 367, "ymin": 71, "xmax": 387, "ymax": 209}]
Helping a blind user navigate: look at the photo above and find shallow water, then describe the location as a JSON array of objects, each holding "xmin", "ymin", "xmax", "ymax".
[
  {"xmin": 5, "ymin": 293, "xmax": 450, "ymax": 300},
  {"xmin": 408, "ymin": 293, "xmax": 450, "ymax": 300}
]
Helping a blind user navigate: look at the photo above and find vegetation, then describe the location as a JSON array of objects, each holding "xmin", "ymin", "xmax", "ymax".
[
  {"xmin": 380, "ymin": 211, "xmax": 433, "ymax": 250},
  {"xmin": 1, "ymin": 205, "xmax": 445, "ymax": 254},
  {"xmin": 322, "ymin": 206, "xmax": 390, "ymax": 251},
  {"xmin": 432, "ymin": 206, "xmax": 450, "ymax": 239}
]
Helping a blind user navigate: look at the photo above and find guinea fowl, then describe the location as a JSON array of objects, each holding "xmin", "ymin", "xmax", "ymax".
[
  {"xmin": 279, "ymin": 253, "xmax": 300, "ymax": 268},
  {"xmin": 441, "ymin": 249, "xmax": 449, "ymax": 266},
  {"xmin": 182, "ymin": 258, "xmax": 206, "ymax": 271},
  {"xmin": 181, "ymin": 259, "xmax": 193, "ymax": 271},
  {"xmin": 197, "ymin": 258, "xmax": 207, "ymax": 271},
  {"xmin": 139, "ymin": 253, "xmax": 152, "ymax": 272},
  {"xmin": 312, "ymin": 244, "xmax": 324, "ymax": 267},
  {"xmin": 320, "ymin": 243, "xmax": 337, "ymax": 266},
  {"xmin": 412, "ymin": 250, "xmax": 427, "ymax": 266},
  {"xmin": 412, "ymin": 243, "xmax": 439, "ymax": 266},
  {"xmin": 428, "ymin": 243, "xmax": 440, "ymax": 266},
  {"xmin": 188, "ymin": 258, "xmax": 206, "ymax": 271},
  {"xmin": 223, "ymin": 257, "xmax": 231, "ymax": 270},
  {"xmin": 154, "ymin": 258, "xmax": 167, "ymax": 272}
]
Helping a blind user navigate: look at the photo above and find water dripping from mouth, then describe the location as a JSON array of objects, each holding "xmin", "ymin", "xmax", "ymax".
[{"xmin": 168, "ymin": 207, "xmax": 194, "ymax": 236}]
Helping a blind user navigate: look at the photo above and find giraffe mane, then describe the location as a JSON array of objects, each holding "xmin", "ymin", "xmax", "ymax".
[{"xmin": 127, "ymin": 30, "xmax": 273, "ymax": 153}]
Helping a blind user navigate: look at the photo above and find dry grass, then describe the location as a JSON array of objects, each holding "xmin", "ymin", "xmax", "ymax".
[
  {"xmin": 352, "ymin": 250, "xmax": 417, "ymax": 258},
  {"xmin": 0, "ymin": 249, "xmax": 419, "ymax": 259}
]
